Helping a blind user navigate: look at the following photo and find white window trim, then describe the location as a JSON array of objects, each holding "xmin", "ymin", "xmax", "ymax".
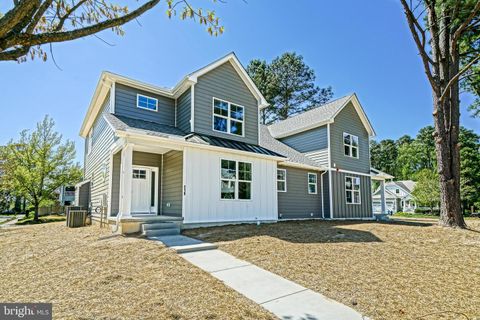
[
  {"xmin": 87, "ymin": 128, "xmax": 93, "ymax": 155},
  {"xmin": 277, "ymin": 169, "xmax": 287, "ymax": 192},
  {"xmin": 137, "ymin": 94, "xmax": 158, "ymax": 112},
  {"xmin": 308, "ymin": 172, "xmax": 317, "ymax": 194},
  {"xmin": 345, "ymin": 176, "xmax": 361, "ymax": 205},
  {"xmin": 220, "ymin": 159, "xmax": 252, "ymax": 201},
  {"xmin": 212, "ymin": 97, "xmax": 245, "ymax": 137},
  {"xmin": 343, "ymin": 132, "xmax": 359, "ymax": 159}
]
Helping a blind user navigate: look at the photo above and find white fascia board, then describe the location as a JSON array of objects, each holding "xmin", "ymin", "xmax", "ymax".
[
  {"xmin": 79, "ymin": 72, "xmax": 112, "ymax": 137},
  {"xmin": 115, "ymin": 130, "xmax": 286, "ymax": 161},
  {"xmin": 331, "ymin": 94, "xmax": 376, "ymax": 137},
  {"xmin": 187, "ymin": 53, "xmax": 269, "ymax": 109}
]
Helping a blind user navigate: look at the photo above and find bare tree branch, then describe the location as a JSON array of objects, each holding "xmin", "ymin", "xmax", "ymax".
[
  {"xmin": 5, "ymin": 0, "xmax": 161, "ymax": 48},
  {"xmin": 400, "ymin": 0, "xmax": 437, "ymax": 89},
  {"xmin": 452, "ymin": 1, "xmax": 480, "ymax": 43},
  {"xmin": 440, "ymin": 53, "xmax": 480, "ymax": 102},
  {"xmin": 0, "ymin": 0, "xmax": 40, "ymax": 38}
]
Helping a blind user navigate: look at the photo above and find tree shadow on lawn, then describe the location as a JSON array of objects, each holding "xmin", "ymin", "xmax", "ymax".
[{"xmin": 184, "ymin": 220, "xmax": 390, "ymax": 244}]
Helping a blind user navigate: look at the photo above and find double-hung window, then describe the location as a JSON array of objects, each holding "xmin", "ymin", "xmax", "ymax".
[
  {"xmin": 213, "ymin": 98, "xmax": 244, "ymax": 136},
  {"xmin": 277, "ymin": 169, "xmax": 287, "ymax": 192},
  {"xmin": 308, "ymin": 173, "xmax": 317, "ymax": 194},
  {"xmin": 343, "ymin": 132, "xmax": 359, "ymax": 158},
  {"xmin": 220, "ymin": 159, "xmax": 252, "ymax": 200},
  {"xmin": 345, "ymin": 176, "xmax": 361, "ymax": 204},
  {"xmin": 137, "ymin": 94, "xmax": 158, "ymax": 111}
]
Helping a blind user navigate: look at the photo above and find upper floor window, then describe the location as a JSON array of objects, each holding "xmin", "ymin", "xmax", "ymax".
[
  {"xmin": 396, "ymin": 188, "xmax": 400, "ymax": 194},
  {"xmin": 277, "ymin": 169, "xmax": 287, "ymax": 192},
  {"xmin": 137, "ymin": 94, "xmax": 158, "ymax": 112},
  {"xmin": 343, "ymin": 132, "xmax": 359, "ymax": 158},
  {"xmin": 213, "ymin": 98, "xmax": 244, "ymax": 136},
  {"xmin": 308, "ymin": 173, "xmax": 317, "ymax": 194},
  {"xmin": 345, "ymin": 176, "xmax": 361, "ymax": 204},
  {"xmin": 220, "ymin": 159, "xmax": 252, "ymax": 200}
]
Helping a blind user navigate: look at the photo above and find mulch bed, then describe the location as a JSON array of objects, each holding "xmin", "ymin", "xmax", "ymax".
[{"xmin": 185, "ymin": 219, "xmax": 480, "ymax": 320}]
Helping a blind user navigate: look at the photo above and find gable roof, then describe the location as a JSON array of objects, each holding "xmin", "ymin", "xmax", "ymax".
[
  {"xmin": 259, "ymin": 125, "xmax": 325, "ymax": 170},
  {"xmin": 267, "ymin": 94, "xmax": 376, "ymax": 139},
  {"xmin": 385, "ymin": 180, "xmax": 416, "ymax": 195},
  {"xmin": 80, "ymin": 52, "xmax": 268, "ymax": 137},
  {"xmin": 393, "ymin": 180, "xmax": 416, "ymax": 193}
]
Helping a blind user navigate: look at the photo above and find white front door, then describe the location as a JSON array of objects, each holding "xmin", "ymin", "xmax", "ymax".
[{"xmin": 131, "ymin": 167, "xmax": 157, "ymax": 214}]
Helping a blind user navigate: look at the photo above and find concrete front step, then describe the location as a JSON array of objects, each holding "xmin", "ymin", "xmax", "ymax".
[
  {"xmin": 149, "ymin": 235, "xmax": 218, "ymax": 253},
  {"xmin": 143, "ymin": 228, "xmax": 180, "ymax": 237},
  {"xmin": 142, "ymin": 222, "xmax": 178, "ymax": 231}
]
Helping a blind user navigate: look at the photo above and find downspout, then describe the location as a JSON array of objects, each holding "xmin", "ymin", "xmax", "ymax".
[{"xmin": 320, "ymin": 171, "xmax": 327, "ymax": 219}]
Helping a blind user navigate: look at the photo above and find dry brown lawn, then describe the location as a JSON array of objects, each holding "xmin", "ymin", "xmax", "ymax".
[
  {"xmin": 185, "ymin": 219, "xmax": 480, "ymax": 320},
  {"xmin": 0, "ymin": 222, "xmax": 274, "ymax": 320}
]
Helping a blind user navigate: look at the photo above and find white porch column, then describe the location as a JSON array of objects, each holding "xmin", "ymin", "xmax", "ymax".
[
  {"xmin": 119, "ymin": 143, "xmax": 133, "ymax": 218},
  {"xmin": 380, "ymin": 180, "xmax": 386, "ymax": 214}
]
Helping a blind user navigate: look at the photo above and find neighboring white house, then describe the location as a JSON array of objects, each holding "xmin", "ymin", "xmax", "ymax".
[{"xmin": 372, "ymin": 180, "xmax": 417, "ymax": 213}]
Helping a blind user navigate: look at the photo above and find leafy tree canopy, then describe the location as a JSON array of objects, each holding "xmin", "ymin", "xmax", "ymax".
[
  {"xmin": 371, "ymin": 125, "xmax": 480, "ymax": 211},
  {"xmin": 1, "ymin": 116, "xmax": 82, "ymax": 220},
  {"xmin": 247, "ymin": 52, "xmax": 333, "ymax": 124}
]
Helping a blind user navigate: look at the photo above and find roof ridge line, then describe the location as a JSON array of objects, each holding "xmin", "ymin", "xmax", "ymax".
[{"xmin": 268, "ymin": 94, "xmax": 354, "ymax": 127}]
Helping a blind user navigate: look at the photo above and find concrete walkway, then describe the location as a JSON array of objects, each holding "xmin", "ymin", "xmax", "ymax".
[{"xmin": 153, "ymin": 235, "xmax": 368, "ymax": 320}]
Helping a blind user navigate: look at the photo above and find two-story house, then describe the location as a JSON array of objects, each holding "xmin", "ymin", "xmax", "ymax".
[{"xmin": 78, "ymin": 53, "xmax": 391, "ymax": 233}]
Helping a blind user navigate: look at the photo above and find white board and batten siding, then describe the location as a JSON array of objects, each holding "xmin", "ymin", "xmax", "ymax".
[{"xmin": 182, "ymin": 147, "xmax": 278, "ymax": 224}]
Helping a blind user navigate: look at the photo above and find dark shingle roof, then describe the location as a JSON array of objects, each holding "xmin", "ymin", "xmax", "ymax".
[
  {"xmin": 104, "ymin": 113, "xmax": 186, "ymax": 138},
  {"xmin": 259, "ymin": 125, "xmax": 323, "ymax": 168},
  {"xmin": 268, "ymin": 95, "xmax": 352, "ymax": 138},
  {"xmin": 105, "ymin": 114, "xmax": 283, "ymax": 158},
  {"xmin": 186, "ymin": 133, "xmax": 284, "ymax": 157}
]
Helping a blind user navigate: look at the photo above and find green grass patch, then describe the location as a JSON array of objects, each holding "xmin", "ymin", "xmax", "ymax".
[
  {"xmin": 392, "ymin": 212, "xmax": 439, "ymax": 219},
  {"xmin": 16, "ymin": 214, "xmax": 66, "ymax": 225}
]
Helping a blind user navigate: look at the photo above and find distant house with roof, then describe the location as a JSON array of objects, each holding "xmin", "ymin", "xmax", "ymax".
[{"xmin": 373, "ymin": 180, "xmax": 417, "ymax": 213}]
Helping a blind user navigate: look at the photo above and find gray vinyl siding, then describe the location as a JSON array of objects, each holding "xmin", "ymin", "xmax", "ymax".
[
  {"xmin": 110, "ymin": 151, "xmax": 121, "ymax": 216},
  {"xmin": 280, "ymin": 126, "xmax": 328, "ymax": 152},
  {"xmin": 162, "ymin": 150, "xmax": 183, "ymax": 217},
  {"xmin": 115, "ymin": 83, "xmax": 176, "ymax": 126},
  {"xmin": 322, "ymin": 173, "xmax": 330, "ymax": 218},
  {"xmin": 84, "ymin": 93, "xmax": 115, "ymax": 210},
  {"xmin": 329, "ymin": 102, "xmax": 370, "ymax": 173},
  {"xmin": 330, "ymin": 171, "xmax": 373, "ymax": 219},
  {"xmin": 277, "ymin": 166, "xmax": 322, "ymax": 219},
  {"xmin": 194, "ymin": 61, "xmax": 259, "ymax": 145},
  {"xmin": 177, "ymin": 88, "xmax": 191, "ymax": 133}
]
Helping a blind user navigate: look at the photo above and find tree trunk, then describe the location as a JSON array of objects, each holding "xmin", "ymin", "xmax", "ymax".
[
  {"xmin": 34, "ymin": 203, "xmax": 39, "ymax": 221},
  {"xmin": 431, "ymin": 8, "xmax": 466, "ymax": 229},
  {"xmin": 432, "ymin": 77, "xmax": 465, "ymax": 228}
]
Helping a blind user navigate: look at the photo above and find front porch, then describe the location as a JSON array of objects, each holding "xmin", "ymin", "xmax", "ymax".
[{"xmin": 108, "ymin": 138, "xmax": 185, "ymax": 233}]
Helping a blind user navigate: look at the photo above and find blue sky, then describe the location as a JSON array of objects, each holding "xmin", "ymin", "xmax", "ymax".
[{"xmin": 0, "ymin": 0, "xmax": 478, "ymax": 163}]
